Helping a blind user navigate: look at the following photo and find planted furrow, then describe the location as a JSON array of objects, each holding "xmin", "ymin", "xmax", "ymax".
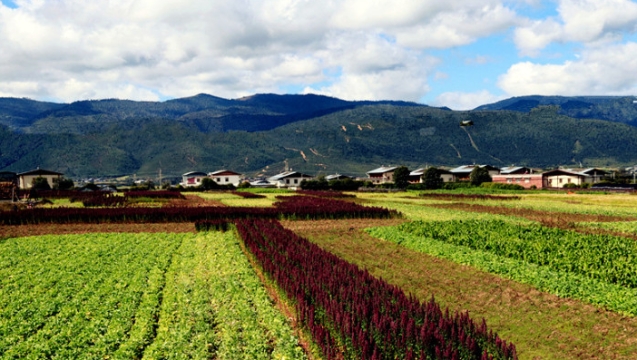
[{"xmin": 236, "ymin": 219, "xmax": 516, "ymax": 359}]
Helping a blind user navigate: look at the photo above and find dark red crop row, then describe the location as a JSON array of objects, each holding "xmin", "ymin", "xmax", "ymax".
[
  {"xmin": 0, "ymin": 196, "xmax": 397, "ymax": 225},
  {"xmin": 82, "ymin": 193, "xmax": 128, "ymax": 207},
  {"xmin": 236, "ymin": 219, "xmax": 517, "ymax": 360},
  {"xmin": 274, "ymin": 195, "xmax": 396, "ymax": 220}
]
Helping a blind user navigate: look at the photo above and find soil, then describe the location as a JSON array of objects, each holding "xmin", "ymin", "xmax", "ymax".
[{"xmin": 283, "ymin": 219, "xmax": 637, "ymax": 359}]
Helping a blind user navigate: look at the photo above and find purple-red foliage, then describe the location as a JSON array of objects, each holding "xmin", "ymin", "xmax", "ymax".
[
  {"xmin": 81, "ymin": 193, "xmax": 128, "ymax": 207},
  {"xmin": 1, "ymin": 193, "xmax": 397, "ymax": 225},
  {"xmin": 274, "ymin": 195, "xmax": 397, "ymax": 220},
  {"xmin": 236, "ymin": 219, "xmax": 517, "ymax": 360}
]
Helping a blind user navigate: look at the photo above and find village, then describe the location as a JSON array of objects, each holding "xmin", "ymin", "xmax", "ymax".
[{"xmin": 0, "ymin": 163, "xmax": 625, "ymax": 201}]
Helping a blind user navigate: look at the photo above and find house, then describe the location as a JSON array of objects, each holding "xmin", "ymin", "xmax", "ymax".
[
  {"xmin": 325, "ymin": 174, "xmax": 351, "ymax": 181},
  {"xmin": 492, "ymin": 174, "xmax": 544, "ymax": 189},
  {"xmin": 408, "ymin": 168, "xmax": 454, "ymax": 184},
  {"xmin": 575, "ymin": 168, "xmax": 610, "ymax": 183},
  {"xmin": 208, "ymin": 170, "xmax": 242, "ymax": 186},
  {"xmin": 449, "ymin": 165, "xmax": 500, "ymax": 182},
  {"xmin": 366, "ymin": 166, "xmax": 398, "ymax": 184},
  {"xmin": 542, "ymin": 169, "xmax": 589, "ymax": 188},
  {"xmin": 499, "ymin": 166, "xmax": 533, "ymax": 175},
  {"xmin": 180, "ymin": 171, "xmax": 208, "ymax": 187},
  {"xmin": 267, "ymin": 171, "xmax": 313, "ymax": 188},
  {"xmin": 17, "ymin": 168, "xmax": 63, "ymax": 190}
]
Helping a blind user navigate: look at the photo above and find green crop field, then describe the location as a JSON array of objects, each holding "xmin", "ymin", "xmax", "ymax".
[
  {"xmin": 3, "ymin": 189, "xmax": 637, "ymax": 359},
  {"xmin": 0, "ymin": 231, "xmax": 305, "ymax": 359}
]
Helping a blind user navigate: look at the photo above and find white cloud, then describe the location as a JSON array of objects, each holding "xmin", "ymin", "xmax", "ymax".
[
  {"xmin": 498, "ymin": 42, "xmax": 637, "ymax": 96},
  {"xmin": 514, "ymin": 0, "xmax": 637, "ymax": 56},
  {"xmin": 434, "ymin": 90, "xmax": 505, "ymax": 110},
  {"xmin": 0, "ymin": 0, "xmax": 524, "ymax": 102}
]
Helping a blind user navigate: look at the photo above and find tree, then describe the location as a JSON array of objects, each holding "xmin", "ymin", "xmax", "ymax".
[
  {"xmin": 300, "ymin": 176, "xmax": 328, "ymax": 190},
  {"xmin": 31, "ymin": 176, "xmax": 51, "ymax": 190},
  {"xmin": 199, "ymin": 177, "xmax": 219, "ymax": 190},
  {"xmin": 421, "ymin": 167, "xmax": 443, "ymax": 189},
  {"xmin": 392, "ymin": 166, "xmax": 410, "ymax": 189},
  {"xmin": 53, "ymin": 177, "xmax": 74, "ymax": 190},
  {"xmin": 470, "ymin": 166, "xmax": 492, "ymax": 186}
]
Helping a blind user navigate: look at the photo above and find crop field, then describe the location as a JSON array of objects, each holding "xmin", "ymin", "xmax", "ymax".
[{"xmin": 2, "ymin": 189, "xmax": 637, "ymax": 359}]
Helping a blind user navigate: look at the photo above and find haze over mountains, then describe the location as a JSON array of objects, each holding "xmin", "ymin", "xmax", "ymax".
[{"xmin": 2, "ymin": 94, "xmax": 637, "ymax": 179}]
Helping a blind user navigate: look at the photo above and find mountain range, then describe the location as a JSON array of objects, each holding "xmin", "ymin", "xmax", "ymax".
[{"xmin": 2, "ymin": 93, "xmax": 637, "ymax": 179}]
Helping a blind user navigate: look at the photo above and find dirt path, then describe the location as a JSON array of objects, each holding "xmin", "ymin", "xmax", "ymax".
[{"xmin": 283, "ymin": 219, "xmax": 637, "ymax": 360}]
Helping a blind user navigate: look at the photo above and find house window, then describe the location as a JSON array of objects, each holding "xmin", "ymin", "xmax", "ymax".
[
  {"xmin": 217, "ymin": 178, "xmax": 221, "ymax": 182},
  {"xmin": 507, "ymin": 179, "xmax": 512, "ymax": 183},
  {"xmin": 286, "ymin": 179, "xmax": 290, "ymax": 184},
  {"xmin": 225, "ymin": 177, "xmax": 229, "ymax": 182},
  {"xmin": 294, "ymin": 179, "xmax": 298, "ymax": 184},
  {"xmin": 567, "ymin": 178, "xmax": 571, "ymax": 183},
  {"xmin": 559, "ymin": 178, "xmax": 563, "ymax": 183},
  {"xmin": 524, "ymin": 178, "xmax": 530, "ymax": 183},
  {"xmin": 515, "ymin": 178, "xmax": 521, "ymax": 183}
]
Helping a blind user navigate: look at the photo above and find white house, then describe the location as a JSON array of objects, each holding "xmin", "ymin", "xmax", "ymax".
[
  {"xmin": 208, "ymin": 170, "xmax": 242, "ymax": 186},
  {"xmin": 366, "ymin": 166, "xmax": 398, "ymax": 184},
  {"xmin": 180, "ymin": 171, "xmax": 208, "ymax": 187},
  {"xmin": 267, "ymin": 171, "xmax": 313, "ymax": 188},
  {"xmin": 542, "ymin": 169, "xmax": 588, "ymax": 188},
  {"xmin": 17, "ymin": 168, "xmax": 63, "ymax": 190}
]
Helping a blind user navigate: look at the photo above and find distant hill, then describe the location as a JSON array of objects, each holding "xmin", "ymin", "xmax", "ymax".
[
  {"xmin": 0, "ymin": 93, "xmax": 425, "ymax": 135},
  {"xmin": 3, "ymin": 93, "xmax": 637, "ymax": 179},
  {"xmin": 475, "ymin": 95, "xmax": 637, "ymax": 126}
]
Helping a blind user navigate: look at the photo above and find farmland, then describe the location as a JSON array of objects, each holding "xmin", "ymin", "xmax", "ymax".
[{"xmin": 1, "ymin": 189, "xmax": 637, "ymax": 358}]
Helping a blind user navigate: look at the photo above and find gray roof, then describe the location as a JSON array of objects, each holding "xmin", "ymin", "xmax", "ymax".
[
  {"xmin": 182, "ymin": 171, "xmax": 207, "ymax": 177},
  {"xmin": 208, "ymin": 169, "xmax": 242, "ymax": 176},
  {"xmin": 268, "ymin": 171, "xmax": 313, "ymax": 181},
  {"xmin": 17, "ymin": 168, "xmax": 63, "ymax": 176},
  {"xmin": 449, "ymin": 165, "xmax": 499, "ymax": 174},
  {"xmin": 367, "ymin": 166, "xmax": 398, "ymax": 175}
]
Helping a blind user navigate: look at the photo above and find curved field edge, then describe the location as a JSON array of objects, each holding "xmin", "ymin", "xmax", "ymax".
[
  {"xmin": 367, "ymin": 226, "xmax": 637, "ymax": 317},
  {"xmin": 0, "ymin": 232, "xmax": 305, "ymax": 360}
]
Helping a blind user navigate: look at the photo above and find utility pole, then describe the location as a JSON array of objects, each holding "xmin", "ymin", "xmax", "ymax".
[{"xmin": 158, "ymin": 168, "xmax": 162, "ymax": 188}]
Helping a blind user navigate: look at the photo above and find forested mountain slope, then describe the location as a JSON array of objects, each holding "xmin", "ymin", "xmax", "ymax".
[{"xmin": 2, "ymin": 95, "xmax": 637, "ymax": 178}]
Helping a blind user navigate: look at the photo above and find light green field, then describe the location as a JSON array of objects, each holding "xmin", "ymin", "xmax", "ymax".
[{"xmin": 0, "ymin": 232, "xmax": 305, "ymax": 359}]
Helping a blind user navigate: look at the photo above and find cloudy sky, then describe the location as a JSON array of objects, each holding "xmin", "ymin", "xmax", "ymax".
[{"xmin": 1, "ymin": 0, "xmax": 637, "ymax": 110}]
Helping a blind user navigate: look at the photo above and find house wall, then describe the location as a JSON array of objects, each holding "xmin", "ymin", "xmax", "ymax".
[
  {"xmin": 274, "ymin": 176, "xmax": 312, "ymax": 188},
  {"xmin": 492, "ymin": 174, "xmax": 543, "ymax": 189},
  {"xmin": 19, "ymin": 174, "xmax": 61, "ymax": 189},
  {"xmin": 368, "ymin": 172, "xmax": 394, "ymax": 184},
  {"xmin": 441, "ymin": 174, "xmax": 455, "ymax": 182},
  {"xmin": 544, "ymin": 175, "xmax": 585, "ymax": 188},
  {"xmin": 181, "ymin": 175, "xmax": 206, "ymax": 187},
  {"xmin": 212, "ymin": 174, "xmax": 241, "ymax": 186}
]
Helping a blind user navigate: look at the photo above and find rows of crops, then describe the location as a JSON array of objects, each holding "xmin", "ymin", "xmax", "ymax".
[
  {"xmin": 236, "ymin": 219, "xmax": 517, "ymax": 359},
  {"xmin": 0, "ymin": 232, "xmax": 304, "ymax": 359},
  {"xmin": 0, "ymin": 195, "xmax": 397, "ymax": 225},
  {"xmin": 368, "ymin": 220, "xmax": 637, "ymax": 316}
]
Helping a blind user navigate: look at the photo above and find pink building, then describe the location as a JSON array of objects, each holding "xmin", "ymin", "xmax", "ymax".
[{"xmin": 491, "ymin": 174, "xmax": 544, "ymax": 189}]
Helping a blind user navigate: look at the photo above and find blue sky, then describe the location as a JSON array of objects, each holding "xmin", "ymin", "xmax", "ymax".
[{"xmin": 1, "ymin": 0, "xmax": 637, "ymax": 109}]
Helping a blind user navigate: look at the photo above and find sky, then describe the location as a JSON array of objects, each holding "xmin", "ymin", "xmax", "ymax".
[{"xmin": 1, "ymin": 0, "xmax": 637, "ymax": 110}]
